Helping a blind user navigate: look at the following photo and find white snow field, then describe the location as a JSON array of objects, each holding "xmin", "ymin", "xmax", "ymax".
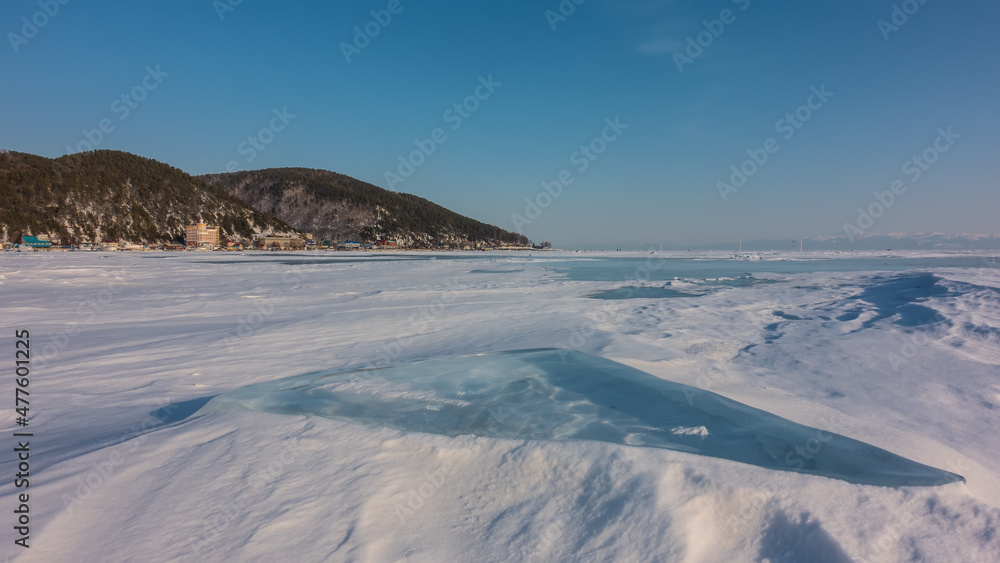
[{"xmin": 1, "ymin": 250, "xmax": 999, "ymax": 562}]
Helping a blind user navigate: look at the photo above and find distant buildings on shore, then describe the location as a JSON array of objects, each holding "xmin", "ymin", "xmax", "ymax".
[
  {"xmin": 4, "ymin": 225, "xmax": 534, "ymax": 252},
  {"xmin": 261, "ymin": 235, "xmax": 306, "ymax": 250}
]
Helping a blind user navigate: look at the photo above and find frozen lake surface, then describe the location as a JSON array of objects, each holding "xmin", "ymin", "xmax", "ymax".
[{"xmin": 1, "ymin": 250, "xmax": 998, "ymax": 562}]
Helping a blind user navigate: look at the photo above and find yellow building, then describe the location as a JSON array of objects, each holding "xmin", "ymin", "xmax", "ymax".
[
  {"xmin": 186, "ymin": 223, "xmax": 220, "ymax": 247},
  {"xmin": 261, "ymin": 236, "xmax": 305, "ymax": 250}
]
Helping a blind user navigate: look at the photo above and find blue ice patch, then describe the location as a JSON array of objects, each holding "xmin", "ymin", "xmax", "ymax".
[{"xmin": 195, "ymin": 349, "xmax": 963, "ymax": 487}]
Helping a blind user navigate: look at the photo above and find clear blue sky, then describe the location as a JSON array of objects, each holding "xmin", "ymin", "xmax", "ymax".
[{"xmin": 2, "ymin": 0, "xmax": 998, "ymax": 248}]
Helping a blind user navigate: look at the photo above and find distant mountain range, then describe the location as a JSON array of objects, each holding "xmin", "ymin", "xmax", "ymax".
[
  {"xmin": 200, "ymin": 168, "xmax": 530, "ymax": 247},
  {"xmin": 612, "ymin": 233, "xmax": 1000, "ymax": 252},
  {"xmin": 0, "ymin": 150, "xmax": 529, "ymax": 247},
  {"xmin": 804, "ymin": 232, "xmax": 1000, "ymax": 250}
]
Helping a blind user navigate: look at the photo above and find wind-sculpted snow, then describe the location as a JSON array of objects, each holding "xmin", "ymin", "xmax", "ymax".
[{"xmin": 196, "ymin": 349, "xmax": 963, "ymax": 487}]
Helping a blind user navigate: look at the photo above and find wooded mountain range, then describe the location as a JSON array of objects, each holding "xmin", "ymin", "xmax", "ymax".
[
  {"xmin": 0, "ymin": 150, "xmax": 529, "ymax": 247},
  {"xmin": 0, "ymin": 150, "xmax": 294, "ymax": 245}
]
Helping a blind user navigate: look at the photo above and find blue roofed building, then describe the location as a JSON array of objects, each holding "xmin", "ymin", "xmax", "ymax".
[{"xmin": 19, "ymin": 235, "xmax": 52, "ymax": 249}]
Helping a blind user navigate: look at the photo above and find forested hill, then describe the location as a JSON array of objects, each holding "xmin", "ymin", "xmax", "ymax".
[
  {"xmin": 0, "ymin": 150, "xmax": 295, "ymax": 244},
  {"xmin": 200, "ymin": 168, "xmax": 531, "ymax": 247}
]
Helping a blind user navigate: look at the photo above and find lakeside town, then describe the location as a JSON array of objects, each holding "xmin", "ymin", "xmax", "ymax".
[{"xmin": 3, "ymin": 223, "xmax": 541, "ymax": 252}]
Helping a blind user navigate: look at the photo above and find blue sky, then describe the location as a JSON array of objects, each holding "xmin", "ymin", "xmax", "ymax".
[{"xmin": 2, "ymin": 0, "xmax": 998, "ymax": 248}]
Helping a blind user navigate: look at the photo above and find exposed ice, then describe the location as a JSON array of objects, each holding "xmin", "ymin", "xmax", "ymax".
[
  {"xmin": 588, "ymin": 286, "xmax": 697, "ymax": 299},
  {"xmin": 195, "ymin": 348, "xmax": 963, "ymax": 487}
]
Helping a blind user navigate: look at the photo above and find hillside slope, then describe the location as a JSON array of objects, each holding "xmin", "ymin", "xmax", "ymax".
[
  {"xmin": 200, "ymin": 168, "xmax": 530, "ymax": 247},
  {"xmin": 0, "ymin": 150, "xmax": 296, "ymax": 245}
]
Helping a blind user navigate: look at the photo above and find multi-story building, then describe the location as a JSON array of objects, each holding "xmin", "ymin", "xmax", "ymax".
[
  {"xmin": 185, "ymin": 223, "xmax": 221, "ymax": 247},
  {"xmin": 260, "ymin": 235, "xmax": 305, "ymax": 250}
]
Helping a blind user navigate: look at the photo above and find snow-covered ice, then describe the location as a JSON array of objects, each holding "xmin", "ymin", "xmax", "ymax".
[{"xmin": 1, "ymin": 250, "xmax": 999, "ymax": 562}]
